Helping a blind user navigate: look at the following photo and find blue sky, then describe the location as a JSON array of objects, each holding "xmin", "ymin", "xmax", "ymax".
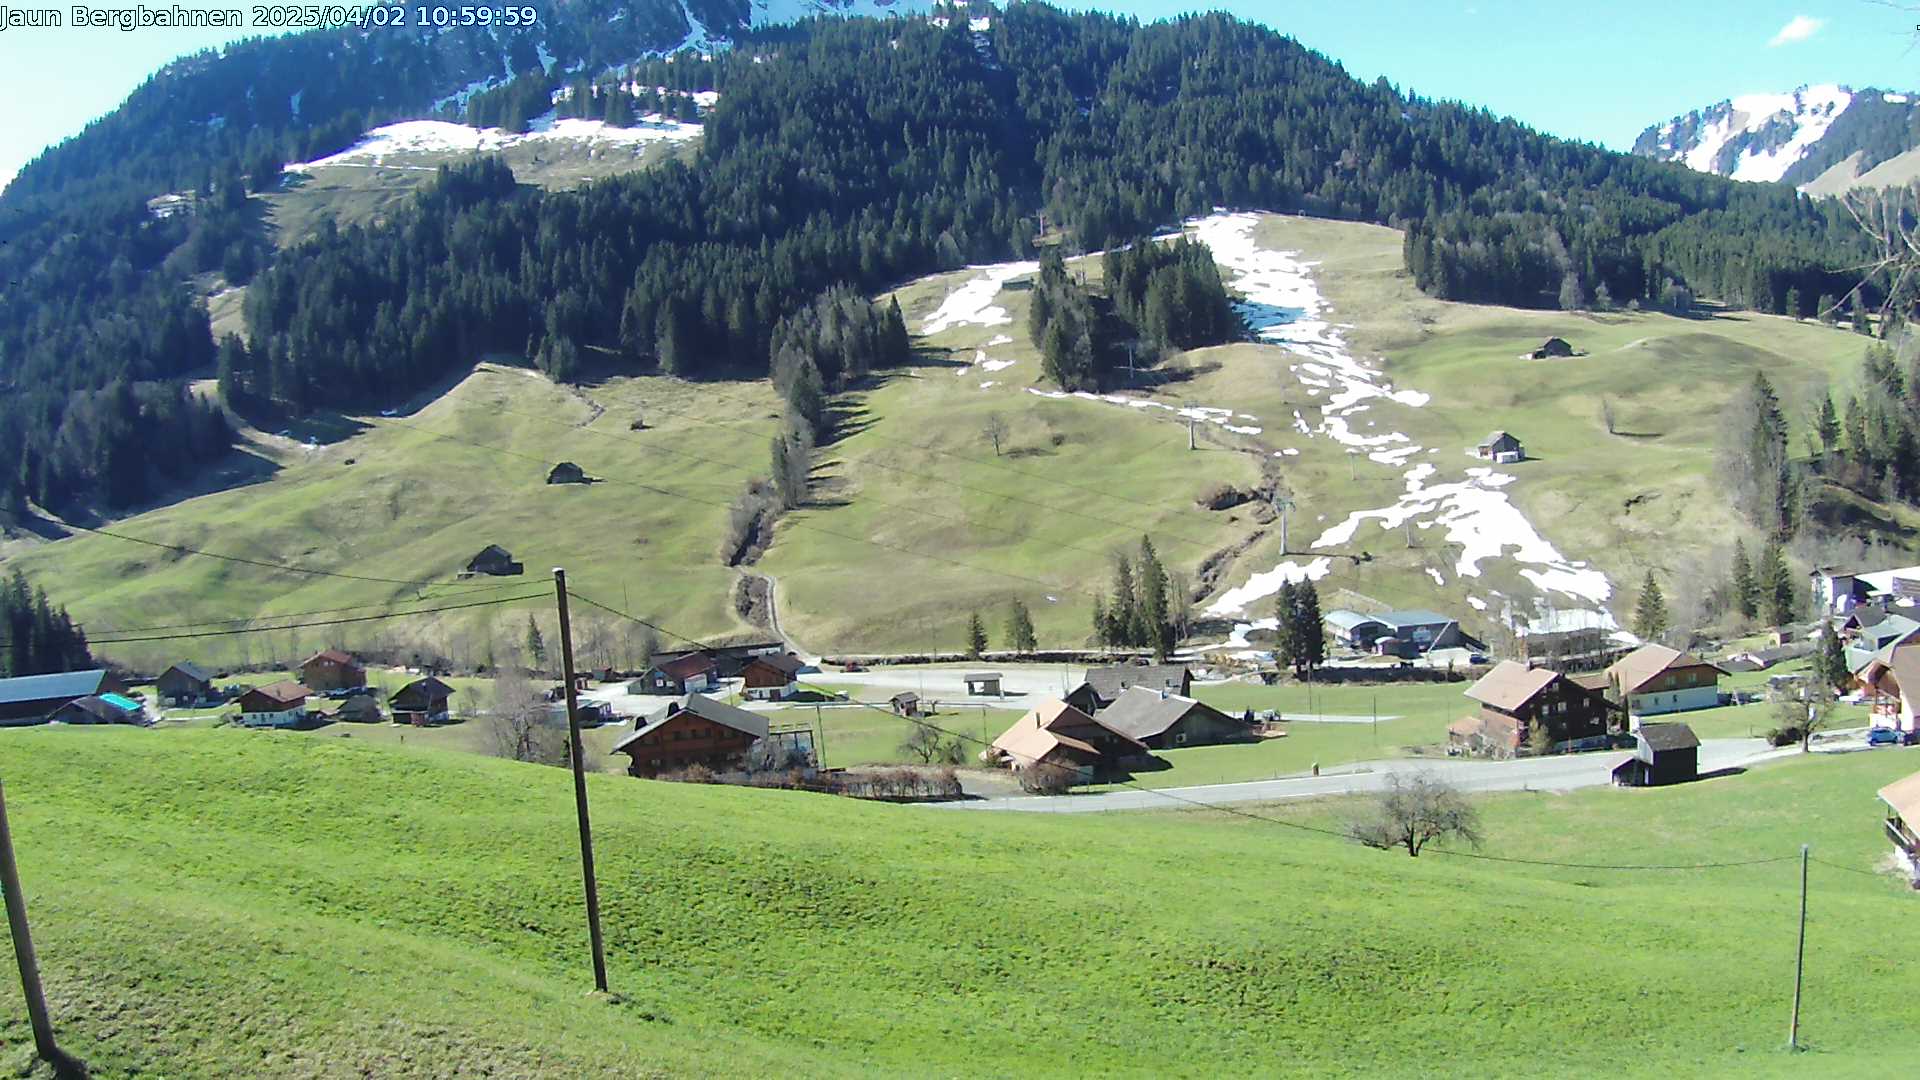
[{"xmin": 1, "ymin": 2, "xmax": 1915, "ymax": 190}]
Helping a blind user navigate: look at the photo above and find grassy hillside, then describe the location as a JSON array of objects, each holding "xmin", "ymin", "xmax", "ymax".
[
  {"xmin": 0, "ymin": 728, "xmax": 1913, "ymax": 1077},
  {"xmin": 4, "ymin": 214, "xmax": 1902, "ymax": 666}
]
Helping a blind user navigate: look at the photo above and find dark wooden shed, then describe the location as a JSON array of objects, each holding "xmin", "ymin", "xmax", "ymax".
[{"xmin": 1611, "ymin": 722, "xmax": 1700, "ymax": 787}]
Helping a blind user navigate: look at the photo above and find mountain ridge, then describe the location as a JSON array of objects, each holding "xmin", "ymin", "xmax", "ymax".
[{"xmin": 1632, "ymin": 82, "xmax": 1920, "ymax": 191}]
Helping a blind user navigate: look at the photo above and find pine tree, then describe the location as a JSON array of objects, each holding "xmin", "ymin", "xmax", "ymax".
[
  {"xmin": 1818, "ymin": 623, "xmax": 1849, "ymax": 692},
  {"xmin": 1633, "ymin": 571, "xmax": 1669, "ymax": 642},
  {"xmin": 1761, "ymin": 540, "xmax": 1796, "ymax": 627},
  {"xmin": 1730, "ymin": 541, "xmax": 1759, "ymax": 621},
  {"xmin": 1275, "ymin": 581, "xmax": 1301, "ymax": 674},
  {"xmin": 1109, "ymin": 555, "xmax": 1138, "ymax": 648},
  {"xmin": 1816, "ymin": 394, "xmax": 1839, "ymax": 453},
  {"xmin": 966, "ymin": 610, "xmax": 988, "ymax": 659},
  {"xmin": 1784, "ymin": 286, "xmax": 1803, "ymax": 320},
  {"xmin": 1136, "ymin": 536, "xmax": 1172, "ymax": 659},
  {"xmin": 525, "ymin": 613, "xmax": 547, "ymax": 671},
  {"xmin": 1817, "ymin": 293, "xmax": 1838, "ymax": 326},
  {"xmin": 1006, "ymin": 599, "xmax": 1037, "ymax": 654},
  {"xmin": 1295, "ymin": 581, "xmax": 1326, "ymax": 673},
  {"xmin": 1090, "ymin": 596, "xmax": 1108, "ymax": 651},
  {"xmin": 1853, "ymin": 298, "xmax": 1872, "ymax": 335}
]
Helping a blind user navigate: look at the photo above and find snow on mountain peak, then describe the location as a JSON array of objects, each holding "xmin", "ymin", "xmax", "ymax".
[{"xmin": 1636, "ymin": 84, "xmax": 1853, "ymax": 183}]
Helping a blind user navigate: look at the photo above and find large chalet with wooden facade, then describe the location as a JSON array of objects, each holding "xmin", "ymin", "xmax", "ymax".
[
  {"xmin": 1856, "ymin": 641, "xmax": 1920, "ymax": 735},
  {"xmin": 1092, "ymin": 687, "xmax": 1252, "ymax": 750},
  {"xmin": 740, "ymin": 653, "xmax": 804, "ymax": 701},
  {"xmin": 389, "ymin": 677, "xmax": 454, "ymax": 725},
  {"xmin": 1452, "ymin": 660, "xmax": 1612, "ymax": 757},
  {"xmin": 1067, "ymin": 663, "xmax": 1192, "ymax": 713},
  {"xmin": 990, "ymin": 699, "xmax": 1152, "ymax": 782},
  {"xmin": 631, "ymin": 653, "xmax": 718, "ymax": 696},
  {"xmin": 236, "ymin": 682, "xmax": 311, "ymax": 728},
  {"xmin": 611, "ymin": 693, "xmax": 769, "ymax": 777},
  {"xmin": 1605, "ymin": 644, "xmax": 1725, "ymax": 720},
  {"xmin": 299, "ymin": 649, "xmax": 365, "ymax": 692}
]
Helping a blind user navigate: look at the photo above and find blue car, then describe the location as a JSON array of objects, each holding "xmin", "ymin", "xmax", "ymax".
[{"xmin": 1867, "ymin": 727, "xmax": 1902, "ymax": 747}]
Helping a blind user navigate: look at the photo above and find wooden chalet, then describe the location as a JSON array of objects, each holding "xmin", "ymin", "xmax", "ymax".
[
  {"xmin": 611, "ymin": 693, "xmax": 770, "ymax": 777},
  {"xmin": 1880, "ymin": 769, "xmax": 1920, "ymax": 887},
  {"xmin": 1071, "ymin": 663, "xmax": 1192, "ymax": 713},
  {"xmin": 299, "ymin": 649, "xmax": 366, "ymax": 692},
  {"xmin": 741, "ymin": 653, "xmax": 804, "ymax": 701},
  {"xmin": 1605, "ymin": 644, "xmax": 1725, "ymax": 719},
  {"xmin": 1474, "ymin": 431, "xmax": 1524, "ymax": 463},
  {"xmin": 1856, "ymin": 640, "xmax": 1920, "ymax": 735},
  {"xmin": 155, "ymin": 661, "xmax": 214, "ymax": 705},
  {"xmin": 389, "ymin": 677, "xmax": 455, "ymax": 725},
  {"xmin": 1452, "ymin": 660, "xmax": 1611, "ymax": 757},
  {"xmin": 464, "ymin": 545, "xmax": 524, "ymax": 576},
  {"xmin": 1093, "ymin": 686, "xmax": 1251, "ymax": 750},
  {"xmin": 630, "ymin": 653, "xmax": 717, "ymax": 696},
  {"xmin": 990, "ymin": 699, "xmax": 1151, "ymax": 782},
  {"xmin": 236, "ymin": 681, "xmax": 311, "ymax": 728},
  {"xmin": 1610, "ymin": 723, "xmax": 1700, "ymax": 787}
]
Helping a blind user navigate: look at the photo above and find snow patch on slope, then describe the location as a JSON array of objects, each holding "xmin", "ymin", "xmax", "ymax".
[
  {"xmin": 919, "ymin": 262, "xmax": 1037, "ymax": 335},
  {"xmin": 287, "ymin": 115, "xmax": 701, "ymax": 171}
]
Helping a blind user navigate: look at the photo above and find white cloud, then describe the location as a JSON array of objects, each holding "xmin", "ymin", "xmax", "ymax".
[{"xmin": 1768, "ymin": 14, "xmax": 1825, "ymax": 47}]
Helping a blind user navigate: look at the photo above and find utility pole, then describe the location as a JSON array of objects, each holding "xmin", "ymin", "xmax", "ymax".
[
  {"xmin": 552, "ymin": 569, "xmax": 609, "ymax": 994},
  {"xmin": 1187, "ymin": 416, "xmax": 1196, "ymax": 451},
  {"xmin": 1273, "ymin": 495, "xmax": 1294, "ymax": 555},
  {"xmin": 1789, "ymin": 843, "xmax": 1809, "ymax": 1051},
  {"xmin": 0, "ymin": 781, "xmax": 58, "ymax": 1065}
]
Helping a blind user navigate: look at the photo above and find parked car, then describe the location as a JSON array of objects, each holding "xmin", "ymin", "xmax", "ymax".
[
  {"xmin": 1905, "ymin": 729, "xmax": 1920, "ymax": 747},
  {"xmin": 1867, "ymin": 727, "xmax": 1902, "ymax": 747}
]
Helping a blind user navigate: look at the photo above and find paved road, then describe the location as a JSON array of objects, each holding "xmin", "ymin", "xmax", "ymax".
[
  {"xmin": 934, "ymin": 737, "xmax": 1797, "ymax": 813},
  {"xmin": 817, "ymin": 664, "xmax": 1095, "ymax": 701}
]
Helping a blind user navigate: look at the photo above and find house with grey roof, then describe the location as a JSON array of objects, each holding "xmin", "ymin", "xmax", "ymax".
[
  {"xmin": 0, "ymin": 669, "xmax": 127, "ymax": 726},
  {"xmin": 1068, "ymin": 663, "xmax": 1192, "ymax": 713},
  {"xmin": 1094, "ymin": 687, "xmax": 1252, "ymax": 750},
  {"xmin": 1324, "ymin": 609, "xmax": 1465, "ymax": 655}
]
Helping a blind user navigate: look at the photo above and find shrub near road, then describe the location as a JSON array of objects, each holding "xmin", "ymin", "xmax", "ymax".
[{"xmin": 0, "ymin": 729, "xmax": 1912, "ymax": 1077}]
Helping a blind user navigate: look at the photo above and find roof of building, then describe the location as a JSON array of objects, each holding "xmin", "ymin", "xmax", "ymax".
[
  {"xmin": 54, "ymin": 695, "xmax": 139, "ymax": 723},
  {"xmin": 1478, "ymin": 430, "xmax": 1515, "ymax": 446},
  {"xmin": 612, "ymin": 692, "xmax": 770, "ymax": 752},
  {"xmin": 390, "ymin": 677, "xmax": 454, "ymax": 706},
  {"xmin": 1885, "ymin": 643, "xmax": 1920, "ymax": 700},
  {"xmin": 1374, "ymin": 609, "xmax": 1456, "ymax": 629},
  {"xmin": 1569, "ymin": 672, "xmax": 1611, "ymax": 693},
  {"xmin": 1606, "ymin": 644, "xmax": 1726, "ymax": 695},
  {"xmin": 303, "ymin": 649, "xmax": 358, "ymax": 667},
  {"xmin": 991, "ymin": 703, "xmax": 1103, "ymax": 766},
  {"xmin": 1463, "ymin": 660, "xmax": 1559, "ymax": 712},
  {"xmin": 163, "ymin": 661, "xmax": 212, "ymax": 684},
  {"xmin": 890, "ymin": 691, "xmax": 919, "ymax": 705},
  {"xmin": 1879, "ymin": 768, "xmax": 1920, "ymax": 822},
  {"xmin": 246, "ymin": 681, "xmax": 311, "ymax": 707},
  {"xmin": 964, "ymin": 671, "xmax": 1002, "ymax": 681},
  {"xmin": 1094, "ymin": 686, "xmax": 1230, "ymax": 741},
  {"xmin": 0, "ymin": 669, "xmax": 111, "ymax": 706},
  {"xmin": 746, "ymin": 653, "xmax": 805, "ymax": 676},
  {"xmin": 1637, "ymin": 722, "xmax": 1700, "ymax": 752},
  {"xmin": 1083, "ymin": 663, "xmax": 1188, "ymax": 700},
  {"xmin": 1324, "ymin": 609, "xmax": 1384, "ymax": 631},
  {"xmin": 656, "ymin": 653, "xmax": 715, "ymax": 679}
]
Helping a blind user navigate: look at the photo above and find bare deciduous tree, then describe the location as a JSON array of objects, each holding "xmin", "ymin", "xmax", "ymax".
[
  {"xmin": 983, "ymin": 412, "xmax": 1009, "ymax": 456},
  {"xmin": 1348, "ymin": 772, "xmax": 1485, "ymax": 857},
  {"xmin": 1600, "ymin": 396, "xmax": 1616, "ymax": 435},
  {"xmin": 487, "ymin": 666, "xmax": 569, "ymax": 766},
  {"xmin": 1771, "ymin": 682, "xmax": 1837, "ymax": 754},
  {"xmin": 1017, "ymin": 760, "xmax": 1076, "ymax": 795}
]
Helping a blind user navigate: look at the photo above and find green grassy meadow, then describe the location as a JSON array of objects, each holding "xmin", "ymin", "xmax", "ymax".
[{"xmin": 0, "ymin": 728, "xmax": 1914, "ymax": 1077}]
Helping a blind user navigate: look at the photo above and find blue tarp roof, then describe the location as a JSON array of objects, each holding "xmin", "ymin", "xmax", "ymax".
[
  {"xmin": 98, "ymin": 693, "xmax": 142, "ymax": 712},
  {"xmin": 0, "ymin": 670, "xmax": 109, "ymax": 705}
]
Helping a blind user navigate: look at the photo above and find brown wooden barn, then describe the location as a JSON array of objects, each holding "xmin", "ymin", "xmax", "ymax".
[
  {"xmin": 299, "ymin": 649, "xmax": 366, "ymax": 692},
  {"xmin": 611, "ymin": 693, "xmax": 770, "ymax": 777},
  {"xmin": 741, "ymin": 653, "xmax": 804, "ymax": 701},
  {"xmin": 1453, "ymin": 660, "xmax": 1612, "ymax": 757}
]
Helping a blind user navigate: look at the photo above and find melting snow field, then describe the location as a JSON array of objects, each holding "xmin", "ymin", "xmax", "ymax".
[
  {"xmin": 919, "ymin": 262, "xmax": 1037, "ymax": 336},
  {"xmin": 287, "ymin": 116, "xmax": 701, "ymax": 171}
]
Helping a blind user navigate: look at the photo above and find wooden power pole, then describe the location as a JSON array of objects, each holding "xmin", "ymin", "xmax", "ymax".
[
  {"xmin": 553, "ymin": 569, "xmax": 609, "ymax": 993},
  {"xmin": 1789, "ymin": 843, "xmax": 1809, "ymax": 1050},
  {"xmin": 0, "ymin": 781, "xmax": 58, "ymax": 1064}
]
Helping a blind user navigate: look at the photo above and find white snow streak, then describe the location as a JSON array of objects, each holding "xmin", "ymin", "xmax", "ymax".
[
  {"xmin": 919, "ymin": 262, "xmax": 1036, "ymax": 336},
  {"xmin": 287, "ymin": 116, "xmax": 700, "ymax": 172}
]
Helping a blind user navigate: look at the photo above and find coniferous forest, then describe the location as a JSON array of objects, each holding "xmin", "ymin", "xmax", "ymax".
[{"xmin": 0, "ymin": 2, "xmax": 1895, "ymax": 515}]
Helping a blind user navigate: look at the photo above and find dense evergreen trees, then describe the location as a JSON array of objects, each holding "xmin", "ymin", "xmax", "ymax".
[
  {"xmin": 0, "ymin": 571, "xmax": 92, "ymax": 678},
  {"xmin": 0, "ymin": 2, "xmax": 1898, "ymax": 514},
  {"xmin": 1275, "ymin": 580, "xmax": 1326, "ymax": 676},
  {"xmin": 1103, "ymin": 237, "xmax": 1241, "ymax": 351},
  {"xmin": 1096, "ymin": 537, "xmax": 1175, "ymax": 657}
]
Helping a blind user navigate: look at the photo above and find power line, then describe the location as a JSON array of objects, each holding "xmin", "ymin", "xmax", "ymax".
[
  {"xmin": 447, "ymin": 391, "xmax": 1123, "ymax": 561},
  {"xmin": 1809, "ymin": 855, "xmax": 1893, "ymax": 880},
  {"xmin": 80, "ymin": 591, "xmax": 546, "ymax": 645},
  {"xmin": 75, "ymin": 580, "xmax": 539, "ymax": 637},
  {"xmin": 7, "ymin": 513, "xmax": 500, "ymax": 591},
  {"xmin": 564, "ymin": 591, "xmax": 1798, "ymax": 874},
  {"xmin": 385, "ymin": 417, "xmax": 1097, "ymax": 599},
  {"xmin": 575, "ymin": 383, "xmax": 1236, "ymax": 553}
]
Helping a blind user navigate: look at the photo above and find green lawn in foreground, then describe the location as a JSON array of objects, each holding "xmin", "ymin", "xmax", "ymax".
[{"xmin": 0, "ymin": 729, "xmax": 1913, "ymax": 1077}]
